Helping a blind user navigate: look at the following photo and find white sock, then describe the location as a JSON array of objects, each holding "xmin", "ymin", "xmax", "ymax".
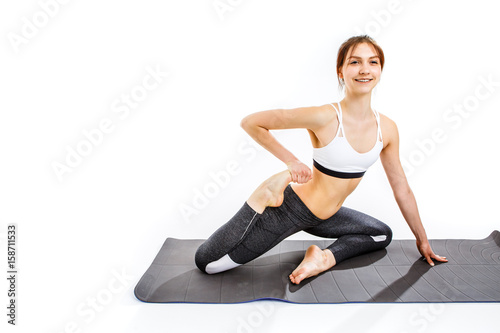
[{"xmin": 205, "ymin": 254, "xmax": 241, "ymax": 274}]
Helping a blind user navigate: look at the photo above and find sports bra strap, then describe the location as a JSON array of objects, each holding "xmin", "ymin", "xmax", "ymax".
[
  {"xmin": 330, "ymin": 103, "xmax": 344, "ymax": 137},
  {"xmin": 373, "ymin": 109, "xmax": 383, "ymax": 142},
  {"xmin": 331, "ymin": 102, "xmax": 383, "ymax": 142}
]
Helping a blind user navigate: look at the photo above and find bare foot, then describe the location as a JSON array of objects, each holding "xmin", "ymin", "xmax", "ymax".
[
  {"xmin": 289, "ymin": 245, "xmax": 336, "ymax": 284},
  {"xmin": 247, "ymin": 170, "xmax": 292, "ymax": 213}
]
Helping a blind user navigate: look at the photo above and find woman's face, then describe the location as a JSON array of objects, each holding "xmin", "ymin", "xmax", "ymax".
[{"xmin": 340, "ymin": 42, "xmax": 382, "ymax": 94}]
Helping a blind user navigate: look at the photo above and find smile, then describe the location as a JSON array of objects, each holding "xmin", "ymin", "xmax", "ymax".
[{"xmin": 354, "ymin": 79, "xmax": 373, "ymax": 83}]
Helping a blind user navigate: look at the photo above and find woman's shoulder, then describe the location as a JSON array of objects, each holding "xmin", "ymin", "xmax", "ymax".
[
  {"xmin": 314, "ymin": 102, "xmax": 338, "ymax": 120},
  {"xmin": 377, "ymin": 112, "xmax": 399, "ymax": 141},
  {"xmin": 378, "ymin": 111, "xmax": 397, "ymax": 128},
  {"xmin": 293, "ymin": 103, "xmax": 337, "ymax": 125}
]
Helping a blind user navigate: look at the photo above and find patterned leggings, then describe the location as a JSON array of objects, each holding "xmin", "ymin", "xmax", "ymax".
[{"xmin": 195, "ymin": 184, "xmax": 392, "ymax": 274}]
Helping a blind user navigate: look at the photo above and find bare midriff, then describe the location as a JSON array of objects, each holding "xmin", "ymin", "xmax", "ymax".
[{"xmin": 290, "ymin": 166, "xmax": 363, "ymax": 220}]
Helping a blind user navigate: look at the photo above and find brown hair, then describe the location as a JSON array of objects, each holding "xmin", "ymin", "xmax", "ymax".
[{"xmin": 336, "ymin": 35, "xmax": 385, "ymax": 88}]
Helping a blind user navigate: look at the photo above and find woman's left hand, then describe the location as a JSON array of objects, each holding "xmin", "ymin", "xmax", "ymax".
[
  {"xmin": 416, "ymin": 240, "xmax": 448, "ymax": 266},
  {"xmin": 286, "ymin": 159, "xmax": 312, "ymax": 184}
]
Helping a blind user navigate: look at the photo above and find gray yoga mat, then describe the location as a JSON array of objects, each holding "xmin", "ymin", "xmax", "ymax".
[{"xmin": 134, "ymin": 230, "xmax": 500, "ymax": 303}]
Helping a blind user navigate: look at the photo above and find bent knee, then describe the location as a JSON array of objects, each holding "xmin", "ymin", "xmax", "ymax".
[
  {"xmin": 195, "ymin": 244, "xmax": 241, "ymax": 274},
  {"xmin": 204, "ymin": 254, "xmax": 241, "ymax": 274},
  {"xmin": 371, "ymin": 223, "xmax": 393, "ymax": 247},
  {"xmin": 194, "ymin": 244, "xmax": 209, "ymax": 273},
  {"xmin": 195, "ymin": 247, "xmax": 240, "ymax": 275},
  {"xmin": 383, "ymin": 224, "xmax": 393, "ymax": 244}
]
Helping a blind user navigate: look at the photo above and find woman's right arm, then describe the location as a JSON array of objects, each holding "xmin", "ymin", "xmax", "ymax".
[{"xmin": 240, "ymin": 106, "xmax": 331, "ymax": 184}]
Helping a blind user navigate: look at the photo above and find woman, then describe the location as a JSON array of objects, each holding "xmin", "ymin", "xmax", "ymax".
[{"xmin": 195, "ymin": 35, "xmax": 447, "ymax": 285}]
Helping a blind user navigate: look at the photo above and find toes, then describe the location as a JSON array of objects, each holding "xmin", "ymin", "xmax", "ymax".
[
  {"xmin": 290, "ymin": 269, "xmax": 307, "ymax": 284},
  {"xmin": 289, "ymin": 270, "xmax": 303, "ymax": 284},
  {"xmin": 295, "ymin": 273, "xmax": 306, "ymax": 284},
  {"xmin": 290, "ymin": 276, "xmax": 300, "ymax": 285}
]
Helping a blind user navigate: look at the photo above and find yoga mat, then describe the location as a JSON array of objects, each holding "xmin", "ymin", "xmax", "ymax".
[{"xmin": 134, "ymin": 230, "xmax": 500, "ymax": 303}]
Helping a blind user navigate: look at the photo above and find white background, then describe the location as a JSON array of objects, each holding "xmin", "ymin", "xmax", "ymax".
[{"xmin": 1, "ymin": 0, "xmax": 499, "ymax": 332}]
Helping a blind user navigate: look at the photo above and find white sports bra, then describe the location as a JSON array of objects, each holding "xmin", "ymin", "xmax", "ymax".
[{"xmin": 312, "ymin": 102, "xmax": 383, "ymax": 179}]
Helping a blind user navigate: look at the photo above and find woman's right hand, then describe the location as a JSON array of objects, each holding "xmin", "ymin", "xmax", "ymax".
[{"xmin": 286, "ymin": 160, "xmax": 312, "ymax": 184}]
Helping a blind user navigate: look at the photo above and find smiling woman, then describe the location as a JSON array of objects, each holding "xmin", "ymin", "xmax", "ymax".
[
  {"xmin": 336, "ymin": 35, "xmax": 385, "ymax": 90},
  {"xmin": 194, "ymin": 35, "xmax": 447, "ymax": 285}
]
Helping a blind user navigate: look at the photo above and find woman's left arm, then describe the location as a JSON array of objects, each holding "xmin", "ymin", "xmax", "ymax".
[{"xmin": 379, "ymin": 116, "xmax": 448, "ymax": 266}]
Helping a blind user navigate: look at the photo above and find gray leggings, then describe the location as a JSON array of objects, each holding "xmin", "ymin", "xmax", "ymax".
[{"xmin": 195, "ymin": 184, "xmax": 392, "ymax": 273}]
